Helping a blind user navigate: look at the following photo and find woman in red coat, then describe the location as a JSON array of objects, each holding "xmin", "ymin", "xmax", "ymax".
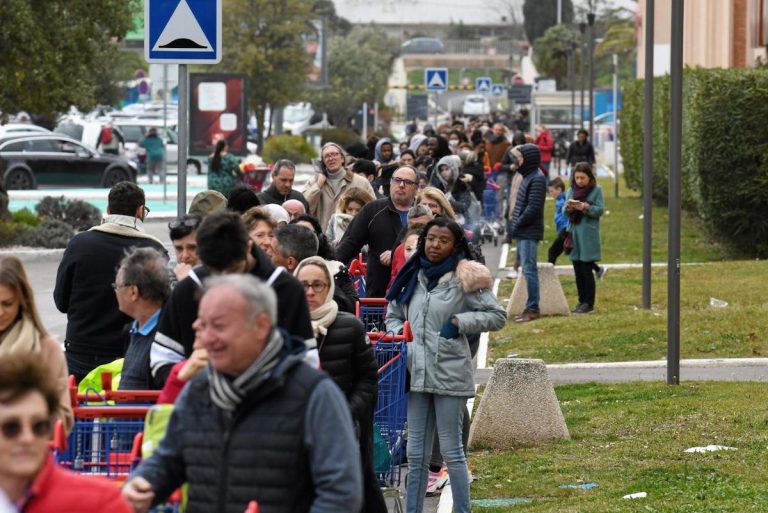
[
  {"xmin": 0, "ymin": 354, "xmax": 131, "ymax": 513},
  {"xmin": 535, "ymin": 125, "xmax": 555, "ymax": 174}
]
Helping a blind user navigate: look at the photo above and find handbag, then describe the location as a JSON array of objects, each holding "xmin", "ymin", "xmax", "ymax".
[{"xmin": 563, "ymin": 232, "xmax": 574, "ymax": 254}]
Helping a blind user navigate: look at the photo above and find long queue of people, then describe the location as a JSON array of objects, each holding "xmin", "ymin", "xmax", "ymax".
[{"xmin": 0, "ymin": 115, "xmax": 603, "ymax": 513}]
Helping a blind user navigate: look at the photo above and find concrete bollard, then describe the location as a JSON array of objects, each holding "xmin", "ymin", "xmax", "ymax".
[
  {"xmin": 469, "ymin": 358, "xmax": 569, "ymax": 450},
  {"xmin": 507, "ymin": 262, "xmax": 570, "ymax": 317}
]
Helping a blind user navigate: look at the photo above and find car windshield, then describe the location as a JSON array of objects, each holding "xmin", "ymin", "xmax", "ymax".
[
  {"xmin": 467, "ymin": 97, "xmax": 485, "ymax": 103},
  {"xmin": 284, "ymin": 106, "xmax": 312, "ymax": 123},
  {"xmin": 54, "ymin": 122, "xmax": 83, "ymax": 141}
]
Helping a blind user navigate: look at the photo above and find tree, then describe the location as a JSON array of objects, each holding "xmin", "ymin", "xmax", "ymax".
[
  {"xmin": 0, "ymin": 0, "xmax": 139, "ymax": 123},
  {"xmin": 217, "ymin": 0, "xmax": 315, "ymax": 150},
  {"xmin": 523, "ymin": 0, "xmax": 574, "ymax": 44},
  {"xmin": 309, "ymin": 26, "xmax": 398, "ymax": 129},
  {"xmin": 532, "ymin": 25, "xmax": 579, "ymax": 89}
]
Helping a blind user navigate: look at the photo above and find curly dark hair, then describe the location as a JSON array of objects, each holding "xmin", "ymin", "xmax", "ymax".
[
  {"xmin": 108, "ymin": 181, "xmax": 145, "ymax": 216},
  {"xmin": 416, "ymin": 217, "xmax": 471, "ymax": 261}
]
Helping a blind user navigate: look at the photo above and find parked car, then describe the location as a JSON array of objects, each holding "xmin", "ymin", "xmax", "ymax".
[
  {"xmin": 401, "ymin": 37, "xmax": 444, "ymax": 54},
  {"xmin": 462, "ymin": 94, "xmax": 491, "ymax": 117},
  {"xmin": 0, "ymin": 124, "xmax": 50, "ymax": 138},
  {"xmin": 0, "ymin": 133, "xmax": 137, "ymax": 189}
]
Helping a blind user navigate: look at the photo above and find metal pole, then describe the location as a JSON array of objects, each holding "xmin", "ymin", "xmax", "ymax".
[
  {"xmin": 667, "ymin": 0, "xmax": 684, "ymax": 385},
  {"xmin": 587, "ymin": 12, "xmax": 596, "ymax": 139},
  {"xmin": 374, "ymin": 101, "xmax": 379, "ymax": 133},
  {"xmin": 177, "ymin": 64, "xmax": 188, "ymax": 217},
  {"xmin": 579, "ymin": 23, "xmax": 586, "ymax": 129},
  {"xmin": 557, "ymin": 0, "xmax": 562, "ymax": 24},
  {"xmin": 162, "ymin": 64, "xmax": 168, "ymax": 203},
  {"xmin": 642, "ymin": 0, "xmax": 655, "ymax": 310},
  {"xmin": 362, "ymin": 102, "xmax": 368, "ymax": 141},
  {"xmin": 569, "ymin": 44, "xmax": 575, "ymax": 138},
  {"xmin": 612, "ymin": 53, "xmax": 619, "ymax": 198}
]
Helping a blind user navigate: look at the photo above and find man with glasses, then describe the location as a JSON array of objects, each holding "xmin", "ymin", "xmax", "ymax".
[
  {"xmin": 0, "ymin": 354, "xmax": 132, "ymax": 512},
  {"xmin": 54, "ymin": 182, "xmax": 167, "ymax": 382},
  {"xmin": 257, "ymin": 159, "xmax": 309, "ymax": 211},
  {"xmin": 336, "ymin": 166, "xmax": 419, "ymax": 297},
  {"xmin": 303, "ymin": 142, "xmax": 375, "ymax": 229}
]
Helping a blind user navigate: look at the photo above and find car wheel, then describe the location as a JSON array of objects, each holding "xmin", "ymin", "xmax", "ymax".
[
  {"xmin": 5, "ymin": 168, "xmax": 36, "ymax": 190},
  {"xmin": 187, "ymin": 159, "xmax": 201, "ymax": 175},
  {"xmin": 102, "ymin": 167, "xmax": 131, "ymax": 188}
]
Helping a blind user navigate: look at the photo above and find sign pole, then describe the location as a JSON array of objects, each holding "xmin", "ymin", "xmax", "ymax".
[
  {"xmin": 642, "ymin": 0, "xmax": 655, "ymax": 310},
  {"xmin": 177, "ymin": 64, "xmax": 188, "ymax": 217},
  {"xmin": 612, "ymin": 53, "xmax": 619, "ymax": 199},
  {"xmin": 362, "ymin": 102, "xmax": 368, "ymax": 141},
  {"xmin": 163, "ymin": 64, "xmax": 168, "ymax": 203}
]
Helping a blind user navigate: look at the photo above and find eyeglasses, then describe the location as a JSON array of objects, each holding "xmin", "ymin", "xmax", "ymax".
[
  {"xmin": 1, "ymin": 418, "xmax": 51, "ymax": 439},
  {"xmin": 168, "ymin": 217, "xmax": 200, "ymax": 230},
  {"xmin": 111, "ymin": 282, "xmax": 132, "ymax": 291},
  {"xmin": 322, "ymin": 151, "xmax": 342, "ymax": 160},
  {"xmin": 142, "ymin": 205, "xmax": 151, "ymax": 217},
  {"xmin": 421, "ymin": 202, "xmax": 441, "ymax": 211},
  {"xmin": 391, "ymin": 177, "xmax": 417, "ymax": 187},
  {"xmin": 300, "ymin": 281, "xmax": 328, "ymax": 293}
]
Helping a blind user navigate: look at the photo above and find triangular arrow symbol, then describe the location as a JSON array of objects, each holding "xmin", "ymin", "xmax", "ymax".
[
  {"xmin": 428, "ymin": 72, "xmax": 445, "ymax": 88},
  {"xmin": 153, "ymin": 0, "xmax": 212, "ymax": 52}
]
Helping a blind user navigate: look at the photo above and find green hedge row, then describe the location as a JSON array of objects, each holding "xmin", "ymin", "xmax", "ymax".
[{"xmin": 620, "ymin": 68, "xmax": 768, "ymax": 256}]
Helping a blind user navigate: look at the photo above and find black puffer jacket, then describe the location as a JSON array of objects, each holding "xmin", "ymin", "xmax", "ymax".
[
  {"xmin": 317, "ymin": 312, "xmax": 378, "ymax": 424},
  {"xmin": 509, "ymin": 143, "xmax": 547, "ymax": 241},
  {"xmin": 257, "ymin": 184, "xmax": 309, "ymax": 210}
]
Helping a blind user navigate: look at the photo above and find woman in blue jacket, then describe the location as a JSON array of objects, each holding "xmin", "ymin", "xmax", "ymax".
[
  {"xmin": 385, "ymin": 218, "xmax": 506, "ymax": 513},
  {"xmin": 564, "ymin": 162, "xmax": 604, "ymax": 313}
]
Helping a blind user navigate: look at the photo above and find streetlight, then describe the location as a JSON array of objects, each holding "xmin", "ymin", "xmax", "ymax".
[
  {"xmin": 579, "ymin": 22, "xmax": 586, "ymax": 128},
  {"xmin": 587, "ymin": 8, "xmax": 596, "ymax": 139},
  {"xmin": 568, "ymin": 42, "xmax": 576, "ymax": 137}
]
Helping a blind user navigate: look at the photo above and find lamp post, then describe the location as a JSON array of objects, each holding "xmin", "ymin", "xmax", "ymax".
[
  {"xmin": 568, "ymin": 42, "xmax": 576, "ymax": 137},
  {"xmin": 587, "ymin": 9, "xmax": 596, "ymax": 139},
  {"xmin": 579, "ymin": 22, "xmax": 586, "ymax": 128}
]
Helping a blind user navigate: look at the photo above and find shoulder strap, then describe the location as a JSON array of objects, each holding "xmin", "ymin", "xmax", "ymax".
[
  {"xmin": 188, "ymin": 268, "xmax": 203, "ymax": 288},
  {"xmin": 266, "ymin": 266, "xmax": 284, "ymax": 286}
]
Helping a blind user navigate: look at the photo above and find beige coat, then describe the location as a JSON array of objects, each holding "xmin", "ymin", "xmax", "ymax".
[
  {"xmin": 303, "ymin": 170, "xmax": 376, "ymax": 229},
  {"xmin": 0, "ymin": 317, "xmax": 74, "ymax": 433}
]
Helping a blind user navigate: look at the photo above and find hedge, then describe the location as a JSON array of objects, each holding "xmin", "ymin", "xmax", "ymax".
[{"xmin": 620, "ymin": 68, "xmax": 768, "ymax": 256}]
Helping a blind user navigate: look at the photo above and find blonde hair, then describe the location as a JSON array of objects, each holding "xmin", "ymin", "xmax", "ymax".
[
  {"xmin": 0, "ymin": 256, "xmax": 46, "ymax": 335},
  {"xmin": 241, "ymin": 206, "xmax": 277, "ymax": 232},
  {"xmin": 336, "ymin": 186, "xmax": 375, "ymax": 214},
  {"xmin": 418, "ymin": 187, "xmax": 456, "ymax": 220}
]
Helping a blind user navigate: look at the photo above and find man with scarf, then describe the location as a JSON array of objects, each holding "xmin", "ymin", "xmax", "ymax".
[
  {"xmin": 123, "ymin": 274, "xmax": 362, "ymax": 513},
  {"xmin": 54, "ymin": 182, "xmax": 167, "ymax": 381},
  {"xmin": 507, "ymin": 144, "xmax": 547, "ymax": 323}
]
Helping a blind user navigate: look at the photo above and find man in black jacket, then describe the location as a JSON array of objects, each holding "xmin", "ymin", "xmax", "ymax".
[
  {"xmin": 257, "ymin": 159, "xmax": 309, "ymax": 210},
  {"xmin": 508, "ymin": 144, "xmax": 546, "ymax": 323},
  {"xmin": 336, "ymin": 166, "xmax": 419, "ymax": 297},
  {"xmin": 566, "ymin": 129, "xmax": 596, "ymax": 168},
  {"xmin": 150, "ymin": 211, "xmax": 315, "ymax": 386},
  {"xmin": 54, "ymin": 182, "xmax": 167, "ymax": 382}
]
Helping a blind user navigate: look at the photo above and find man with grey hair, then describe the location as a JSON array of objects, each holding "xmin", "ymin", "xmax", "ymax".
[
  {"xmin": 257, "ymin": 159, "xmax": 309, "ymax": 210},
  {"xmin": 303, "ymin": 142, "xmax": 375, "ymax": 229},
  {"xmin": 114, "ymin": 247, "xmax": 170, "ymax": 390},
  {"xmin": 123, "ymin": 275, "xmax": 362, "ymax": 513},
  {"xmin": 337, "ymin": 166, "xmax": 419, "ymax": 297},
  {"xmin": 270, "ymin": 224, "xmax": 357, "ymax": 313}
]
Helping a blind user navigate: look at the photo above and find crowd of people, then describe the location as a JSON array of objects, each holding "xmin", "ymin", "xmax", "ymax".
[{"xmin": 0, "ymin": 114, "xmax": 605, "ymax": 513}]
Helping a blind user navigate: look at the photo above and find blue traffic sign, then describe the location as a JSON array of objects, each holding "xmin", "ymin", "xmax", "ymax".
[
  {"xmin": 145, "ymin": 0, "xmax": 222, "ymax": 64},
  {"xmin": 491, "ymin": 84, "xmax": 505, "ymax": 96},
  {"xmin": 425, "ymin": 68, "xmax": 448, "ymax": 92},
  {"xmin": 476, "ymin": 77, "xmax": 492, "ymax": 93}
]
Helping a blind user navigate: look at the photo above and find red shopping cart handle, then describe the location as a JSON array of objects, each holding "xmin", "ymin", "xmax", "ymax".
[
  {"xmin": 71, "ymin": 406, "xmax": 152, "ymax": 419},
  {"xmin": 368, "ymin": 321, "xmax": 412, "ymax": 342}
]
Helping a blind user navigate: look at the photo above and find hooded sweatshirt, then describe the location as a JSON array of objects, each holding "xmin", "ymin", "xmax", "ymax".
[
  {"xmin": 408, "ymin": 134, "xmax": 428, "ymax": 154},
  {"xmin": 429, "ymin": 155, "xmax": 460, "ymax": 193},
  {"xmin": 374, "ymin": 138, "xmax": 394, "ymax": 164}
]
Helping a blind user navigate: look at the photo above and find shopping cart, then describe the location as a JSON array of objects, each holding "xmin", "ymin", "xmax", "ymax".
[
  {"xmin": 53, "ymin": 405, "xmax": 148, "ymax": 482},
  {"xmin": 369, "ymin": 323, "xmax": 412, "ymax": 495},
  {"xmin": 356, "ymin": 298, "xmax": 388, "ymax": 332},
  {"xmin": 239, "ymin": 162, "xmax": 272, "ymax": 192},
  {"xmin": 348, "ymin": 253, "xmax": 367, "ymax": 298},
  {"xmin": 478, "ymin": 180, "xmax": 501, "ymax": 246},
  {"xmin": 70, "ymin": 373, "xmax": 162, "ymax": 406}
]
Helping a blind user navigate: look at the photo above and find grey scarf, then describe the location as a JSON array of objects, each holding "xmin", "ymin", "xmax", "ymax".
[{"xmin": 209, "ymin": 329, "xmax": 284, "ymax": 411}]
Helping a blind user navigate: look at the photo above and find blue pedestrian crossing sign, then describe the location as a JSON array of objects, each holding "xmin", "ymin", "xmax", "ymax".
[
  {"xmin": 491, "ymin": 84, "xmax": 505, "ymax": 96},
  {"xmin": 425, "ymin": 68, "xmax": 448, "ymax": 92},
  {"xmin": 145, "ymin": 0, "xmax": 222, "ymax": 64},
  {"xmin": 476, "ymin": 77, "xmax": 492, "ymax": 93}
]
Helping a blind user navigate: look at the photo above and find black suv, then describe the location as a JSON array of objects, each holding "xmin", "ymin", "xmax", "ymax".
[{"xmin": 0, "ymin": 134, "xmax": 137, "ymax": 189}]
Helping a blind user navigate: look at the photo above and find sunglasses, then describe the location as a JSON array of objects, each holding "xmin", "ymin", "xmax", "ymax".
[
  {"xmin": 1, "ymin": 418, "xmax": 51, "ymax": 439},
  {"xmin": 168, "ymin": 218, "xmax": 200, "ymax": 230}
]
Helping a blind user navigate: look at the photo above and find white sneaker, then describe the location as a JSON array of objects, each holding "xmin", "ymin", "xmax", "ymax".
[
  {"xmin": 425, "ymin": 469, "xmax": 450, "ymax": 496},
  {"xmin": 505, "ymin": 269, "xmax": 518, "ymax": 280}
]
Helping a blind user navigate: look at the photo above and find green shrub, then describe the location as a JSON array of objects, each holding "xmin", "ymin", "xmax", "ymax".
[
  {"xmin": 35, "ymin": 196, "xmax": 67, "ymax": 221},
  {"xmin": 262, "ymin": 135, "xmax": 317, "ymax": 164},
  {"xmin": 12, "ymin": 208, "xmax": 39, "ymax": 227},
  {"xmin": 64, "ymin": 200, "xmax": 102, "ymax": 231},
  {"xmin": 620, "ymin": 68, "xmax": 768, "ymax": 256},
  {"xmin": 16, "ymin": 219, "xmax": 73, "ymax": 249},
  {"xmin": 0, "ymin": 222, "xmax": 27, "ymax": 246},
  {"xmin": 317, "ymin": 128, "xmax": 362, "ymax": 148}
]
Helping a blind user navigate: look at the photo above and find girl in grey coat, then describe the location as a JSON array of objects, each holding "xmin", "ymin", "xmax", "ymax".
[{"xmin": 385, "ymin": 218, "xmax": 506, "ymax": 513}]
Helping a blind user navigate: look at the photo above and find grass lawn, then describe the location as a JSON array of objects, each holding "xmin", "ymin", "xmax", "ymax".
[
  {"xmin": 406, "ymin": 68, "xmax": 506, "ymax": 87},
  {"xmin": 470, "ymin": 381, "xmax": 768, "ymax": 512},
  {"xmin": 507, "ymin": 191, "xmax": 732, "ymax": 268},
  {"xmin": 490, "ymin": 261, "xmax": 768, "ymax": 364}
]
